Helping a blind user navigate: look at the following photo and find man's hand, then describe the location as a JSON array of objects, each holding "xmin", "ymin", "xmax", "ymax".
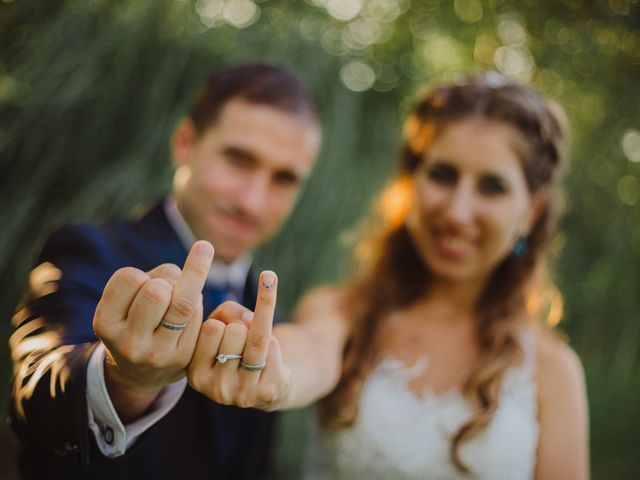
[
  {"xmin": 187, "ymin": 271, "xmax": 292, "ymax": 411},
  {"xmin": 93, "ymin": 240, "xmax": 214, "ymax": 422}
]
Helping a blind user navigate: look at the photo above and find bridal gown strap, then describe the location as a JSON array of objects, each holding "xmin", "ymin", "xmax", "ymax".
[{"xmin": 306, "ymin": 332, "xmax": 539, "ymax": 480}]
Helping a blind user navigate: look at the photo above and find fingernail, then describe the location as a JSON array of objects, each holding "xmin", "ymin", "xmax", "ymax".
[
  {"xmin": 261, "ymin": 271, "xmax": 276, "ymax": 289},
  {"xmin": 195, "ymin": 241, "xmax": 214, "ymax": 259},
  {"xmin": 242, "ymin": 310, "xmax": 254, "ymax": 323}
]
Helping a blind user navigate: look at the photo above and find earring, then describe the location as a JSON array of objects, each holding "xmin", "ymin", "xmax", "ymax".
[{"xmin": 513, "ymin": 236, "xmax": 527, "ymax": 257}]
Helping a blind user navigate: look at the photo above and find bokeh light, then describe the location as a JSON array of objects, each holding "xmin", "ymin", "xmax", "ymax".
[
  {"xmin": 618, "ymin": 174, "xmax": 640, "ymax": 206},
  {"xmin": 622, "ymin": 130, "xmax": 640, "ymax": 163},
  {"xmin": 340, "ymin": 61, "xmax": 376, "ymax": 91}
]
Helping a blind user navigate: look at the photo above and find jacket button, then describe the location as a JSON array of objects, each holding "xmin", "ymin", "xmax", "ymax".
[
  {"xmin": 102, "ymin": 425, "xmax": 114, "ymax": 445},
  {"xmin": 54, "ymin": 442, "xmax": 79, "ymax": 458}
]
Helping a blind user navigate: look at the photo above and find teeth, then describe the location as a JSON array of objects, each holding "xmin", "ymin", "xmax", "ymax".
[{"xmin": 441, "ymin": 235, "xmax": 470, "ymax": 248}]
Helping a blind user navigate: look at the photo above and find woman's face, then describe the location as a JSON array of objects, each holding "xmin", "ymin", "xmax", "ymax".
[{"xmin": 406, "ymin": 118, "xmax": 541, "ymax": 286}]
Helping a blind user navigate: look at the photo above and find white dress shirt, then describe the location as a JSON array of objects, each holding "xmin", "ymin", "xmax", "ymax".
[{"xmin": 86, "ymin": 198, "xmax": 252, "ymax": 457}]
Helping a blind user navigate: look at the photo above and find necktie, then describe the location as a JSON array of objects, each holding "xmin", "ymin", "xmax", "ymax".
[{"xmin": 204, "ymin": 284, "xmax": 233, "ymax": 318}]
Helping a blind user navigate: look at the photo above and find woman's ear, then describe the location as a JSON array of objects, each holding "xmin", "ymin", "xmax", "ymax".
[
  {"xmin": 525, "ymin": 189, "xmax": 548, "ymax": 234},
  {"xmin": 172, "ymin": 118, "xmax": 198, "ymax": 168}
]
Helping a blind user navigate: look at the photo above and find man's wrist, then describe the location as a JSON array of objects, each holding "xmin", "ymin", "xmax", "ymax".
[{"xmin": 103, "ymin": 358, "xmax": 164, "ymax": 423}]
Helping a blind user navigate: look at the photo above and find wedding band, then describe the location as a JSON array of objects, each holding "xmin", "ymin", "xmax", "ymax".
[
  {"xmin": 160, "ymin": 319, "xmax": 188, "ymax": 331},
  {"xmin": 216, "ymin": 353, "xmax": 243, "ymax": 364},
  {"xmin": 240, "ymin": 361, "xmax": 266, "ymax": 372}
]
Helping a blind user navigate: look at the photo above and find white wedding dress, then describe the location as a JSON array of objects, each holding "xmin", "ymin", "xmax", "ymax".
[{"xmin": 306, "ymin": 334, "xmax": 539, "ymax": 479}]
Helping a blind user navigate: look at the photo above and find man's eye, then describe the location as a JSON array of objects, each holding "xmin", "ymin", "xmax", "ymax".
[
  {"xmin": 427, "ymin": 164, "xmax": 457, "ymax": 184},
  {"xmin": 479, "ymin": 176, "xmax": 509, "ymax": 195},
  {"xmin": 274, "ymin": 173, "xmax": 298, "ymax": 187}
]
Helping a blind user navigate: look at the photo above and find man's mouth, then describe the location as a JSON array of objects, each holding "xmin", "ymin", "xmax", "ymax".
[{"xmin": 216, "ymin": 206, "xmax": 261, "ymax": 235}]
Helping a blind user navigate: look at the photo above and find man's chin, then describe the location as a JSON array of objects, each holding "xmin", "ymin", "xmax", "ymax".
[{"xmin": 213, "ymin": 240, "xmax": 254, "ymax": 263}]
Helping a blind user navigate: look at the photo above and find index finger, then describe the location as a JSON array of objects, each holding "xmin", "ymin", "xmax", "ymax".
[
  {"xmin": 95, "ymin": 267, "xmax": 149, "ymax": 326},
  {"xmin": 242, "ymin": 271, "xmax": 277, "ymax": 366},
  {"xmin": 162, "ymin": 240, "xmax": 214, "ymax": 328}
]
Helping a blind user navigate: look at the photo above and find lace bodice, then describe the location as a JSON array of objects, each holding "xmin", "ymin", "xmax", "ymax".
[{"xmin": 306, "ymin": 334, "xmax": 539, "ymax": 480}]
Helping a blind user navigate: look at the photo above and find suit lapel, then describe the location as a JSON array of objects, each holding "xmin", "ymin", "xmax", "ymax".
[{"xmin": 130, "ymin": 202, "xmax": 188, "ymax": 269}]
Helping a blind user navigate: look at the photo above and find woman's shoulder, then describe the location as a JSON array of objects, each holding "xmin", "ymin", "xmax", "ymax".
[
  {"xmin": 534, "ymin": 329, "xmax": 584, "ymax": 379},
  {"xmin": 530, "ymin": 331, "xmax": 590, "ymax": 479},
  {"xmin": 532, "ymin": 328, "xmax": 586, "ymax": 405}
]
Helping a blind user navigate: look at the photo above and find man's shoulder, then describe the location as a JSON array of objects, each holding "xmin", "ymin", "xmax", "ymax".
[
  {"xmin": 44, "ymin": 220, "xmax": 117, "ymax": 246},
  {"xmin": 40, "ymin": 219, "xmax": 133, "ymax": 262},
  {"xmin": 37, "ymin": 202, "xmax": 171, "ymax": 274}
]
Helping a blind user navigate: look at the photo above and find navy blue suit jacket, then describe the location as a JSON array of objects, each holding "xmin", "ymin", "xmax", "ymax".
[{"xmin": 9, "ymin": 202, "xmax": 276, "ymax": 479}]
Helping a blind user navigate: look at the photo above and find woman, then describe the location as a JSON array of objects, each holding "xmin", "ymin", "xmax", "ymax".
[{"xmin": 187, "ymin": 73, "xmax": 589, "ymax": 479}]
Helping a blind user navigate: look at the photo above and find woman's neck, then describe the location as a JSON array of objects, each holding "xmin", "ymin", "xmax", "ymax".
[{"xmin": 422, "ymin": 275, "xmax": 487, "ymax": 318}]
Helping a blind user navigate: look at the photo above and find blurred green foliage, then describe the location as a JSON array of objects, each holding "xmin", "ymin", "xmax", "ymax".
[{"xmin": 1, "ymin": 0, "xmax": 639, "ymax": 478}]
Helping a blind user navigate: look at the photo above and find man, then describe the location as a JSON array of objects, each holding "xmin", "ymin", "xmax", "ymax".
[{"xmin": 9, "ymin": 63, "xmax": 322, "ymax": 479}]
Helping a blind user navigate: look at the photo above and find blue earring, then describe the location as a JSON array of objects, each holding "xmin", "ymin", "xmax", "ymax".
[{"xmin": 513, "ymin": 237, "xmax": 527, "ymax": 257}]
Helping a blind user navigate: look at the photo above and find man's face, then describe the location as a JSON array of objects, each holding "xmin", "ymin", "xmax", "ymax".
[{"xmin": 173, "ymin": 98, "xmax": 321, "ymax": 263}]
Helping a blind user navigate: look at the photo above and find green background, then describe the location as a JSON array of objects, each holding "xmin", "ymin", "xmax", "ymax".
[{"xmin": 1, "ymin": 0, "xmax": 639, "ymax": 478}]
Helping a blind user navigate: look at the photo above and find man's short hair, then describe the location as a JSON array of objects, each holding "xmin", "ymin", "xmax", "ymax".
[{"xmin": 188, "ymin": 63, "xmax": 320, "ymax": 133}]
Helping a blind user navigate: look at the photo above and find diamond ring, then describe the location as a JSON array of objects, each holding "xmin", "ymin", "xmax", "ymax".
[{"xmin": 216, "ymin": 353, "xmax": 243, "ymax": 364}]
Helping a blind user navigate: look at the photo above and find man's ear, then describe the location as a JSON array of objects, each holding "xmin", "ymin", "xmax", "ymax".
[{"xmin": 172, "ymin": 118, "xmax": 198, "ymax": 168}]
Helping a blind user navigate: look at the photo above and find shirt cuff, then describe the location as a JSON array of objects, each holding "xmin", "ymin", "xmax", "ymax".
[{"xmin": 86, "ymin": 342, "xmax": 188, "ymax": 457}]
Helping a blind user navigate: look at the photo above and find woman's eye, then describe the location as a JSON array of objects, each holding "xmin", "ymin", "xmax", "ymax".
[
  {"xmin": 427, "ymin": 164, "xmax": 457, "ymax": 184},
  {"xmin": 479, "ymin": 176, "xmax": 509, "ymax": 195},
  {"xmin": 227, "ymin": 155, "xmax": 251, "ymax": 167}
]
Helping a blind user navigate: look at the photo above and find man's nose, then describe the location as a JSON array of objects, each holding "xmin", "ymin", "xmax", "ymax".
[{"xmin": 237, "ymin": 173, "xmax": 270, "ymax": 216}]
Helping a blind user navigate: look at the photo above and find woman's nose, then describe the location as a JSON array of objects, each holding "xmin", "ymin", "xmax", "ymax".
[{"xmin": 442, "ymin": 183, "xmax": 475, "ymax": 225}]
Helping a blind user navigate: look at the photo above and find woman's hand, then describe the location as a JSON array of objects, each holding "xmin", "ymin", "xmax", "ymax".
[{"xmin": 186, "ymin": 271, "xmax": 292, "ymax": 411}]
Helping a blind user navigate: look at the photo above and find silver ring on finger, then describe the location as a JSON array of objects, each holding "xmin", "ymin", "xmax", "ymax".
[
  {"xmin": 216, "ymin": 353, "xmax": 243, "ymax": 364},
  {"xmin": 240, "ymin": 361, "xmax": 266, "ymax": 372},
  {"xmin": 160, "ymin": 319, "xmax": 188, "ymax": 331}
]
